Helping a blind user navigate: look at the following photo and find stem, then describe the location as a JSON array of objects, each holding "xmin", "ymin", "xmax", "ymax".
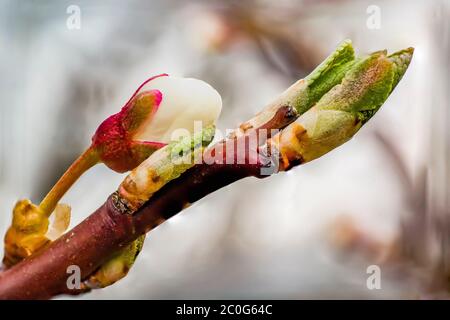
[
  {"xmin": 0, "ymin": 141, "xmax": 266, "ymax": 299},
  {"xmin": 0, "ymin": 42, "xmax": 413, "ymax": 299},
  {"xmin": 0, "ymin": 102, "xmax": 294, "ymax": 299},
  {"xmin": 38, "ymin": 147, "xmax": 100, "ymax": 215}
]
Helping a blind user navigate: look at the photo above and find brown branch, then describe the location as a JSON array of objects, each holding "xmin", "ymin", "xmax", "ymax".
[
  {"xmin": 0, "ymin": 41, "xmax": 412, "ymax": 299},
  {"xmin": 0, "ymin": 104, "xmax": 296, "ymax": 300}
]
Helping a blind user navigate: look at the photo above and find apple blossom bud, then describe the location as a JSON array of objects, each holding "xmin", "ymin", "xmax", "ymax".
[{"xmin": 92, "ymin": 74, "xmax": 222, "ymax": 172}]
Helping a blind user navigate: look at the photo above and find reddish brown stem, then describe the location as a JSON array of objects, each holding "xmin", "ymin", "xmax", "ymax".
[
  {"xmin": 0, "ymin": 154, "xmax": 265, "ymax": 299},
  {"xmin": 0, "ymin": 105, "xmax": 295, "ymax": 299}
]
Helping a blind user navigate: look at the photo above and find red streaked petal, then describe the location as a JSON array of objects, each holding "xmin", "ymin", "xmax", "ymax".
[{"xmin": 123, "ymin": 73, "xmax": 168, "ymax": 109}]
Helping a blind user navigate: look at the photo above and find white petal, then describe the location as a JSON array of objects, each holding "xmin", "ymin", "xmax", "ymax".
[{"xmin": 134, "ymin": 76, "xmax": 222, "ymax": 143}]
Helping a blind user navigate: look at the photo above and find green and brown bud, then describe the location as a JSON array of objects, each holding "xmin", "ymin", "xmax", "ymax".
[
  {"xmin": 268, "ymin": 47, "xmax": 414, "ymax": 170},
  {"xmin": 118, "ymin": 125, "xmax": 216, "ymax": 212},
  {"xmin": 86, "ymin": 235, "xmax": 145, "ymax": 289},
  {"xmin": 232, "ymin": 39, "xmax": 358, "ymax": 137}
]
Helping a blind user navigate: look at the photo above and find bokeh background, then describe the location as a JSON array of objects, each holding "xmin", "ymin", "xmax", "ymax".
[{"xmin": 0, "ymin": 0, "xmax": 449, "ymax": 299}]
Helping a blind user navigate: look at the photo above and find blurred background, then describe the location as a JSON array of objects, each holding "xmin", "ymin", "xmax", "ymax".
[{"xmin": 0, "ymin": 0, "xmax": 449, "ymax": 299}]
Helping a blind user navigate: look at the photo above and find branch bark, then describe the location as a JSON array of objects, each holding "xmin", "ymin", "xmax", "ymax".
[
  {"xmin": 0, "ymin": 100, "xmax": 296, "ymax": 300},
  {"xmin": 0, "ymin": 41, "xmax": 412, "ymax": 299}
]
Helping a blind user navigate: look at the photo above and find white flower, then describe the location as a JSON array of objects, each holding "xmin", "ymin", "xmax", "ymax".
[
  {"xmin": 92, "ymin": 74, "xmax": 222, "ymax": 172},
  {"xmin": 133, "ymin": 75, "xmax": 222, "ymax": 143}
]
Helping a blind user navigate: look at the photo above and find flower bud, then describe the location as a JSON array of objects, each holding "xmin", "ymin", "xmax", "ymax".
[
  {"xmin": 269, "ymin": 47, "xmax": 413, "ymax": 170},
  {"xmin": 92, "ymin": 74, "xmax": 222, "ymax": 172}
]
